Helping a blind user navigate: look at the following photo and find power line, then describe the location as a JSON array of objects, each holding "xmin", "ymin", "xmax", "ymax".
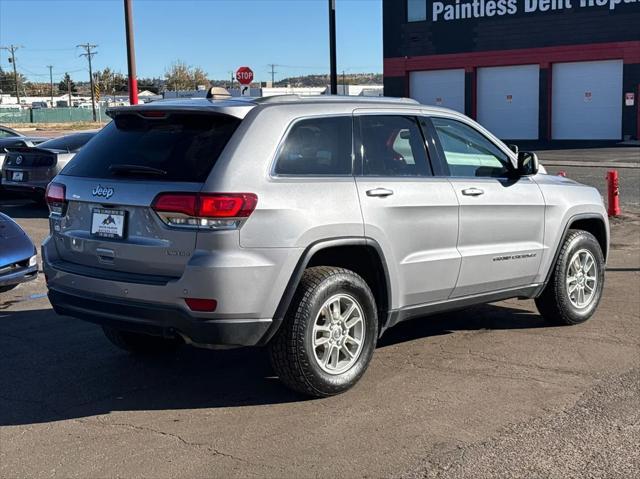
[
  {"xmin": 0, "ymin": 44, "xmax": 23, "ymax": 103},
  {"xmin": 77, "ymin": 43, "xmax": 98, "ymax": 120},
  {"xmin": 267, "ymin": 64, "xmax": 278, "ymax": 84}
]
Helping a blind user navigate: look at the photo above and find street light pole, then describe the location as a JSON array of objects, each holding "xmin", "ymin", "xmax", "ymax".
[
  {"xmin": 124, "ymin": 0, "xmax": 139, "ymax": 105},
  {"xmin": 328, "ymin": 0, "xmax": 337, "ymax": 95}
]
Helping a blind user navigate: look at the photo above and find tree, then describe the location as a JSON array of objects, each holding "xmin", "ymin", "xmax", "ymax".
[
  {"xmin": 58, "ymin": 73, "xmax": 77, "ymax": 94},
  {"xmin": 192, "ymin": 67, "xmax": 210, "ymax": 89},
  {"xmin": 0, "ymin": 66, "xmax": 27, "ymax": 95},
  {"xmin": 164, "ymin": 61, "xmax": 210, "ymax": 91}
]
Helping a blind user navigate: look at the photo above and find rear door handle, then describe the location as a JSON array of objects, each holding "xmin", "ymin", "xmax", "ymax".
[
  {"xmin": 461, "ymin": 187, "xmax": 485, "ymax": 197},
  {"xmin": 366, "ymin": 188, "xmax": 394, "ymax": 197}
]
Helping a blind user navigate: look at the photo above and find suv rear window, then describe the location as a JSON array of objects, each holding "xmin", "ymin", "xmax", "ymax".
[{"xmin": 62, "ymin": 113, "xmax": 240, "ymax": 182}]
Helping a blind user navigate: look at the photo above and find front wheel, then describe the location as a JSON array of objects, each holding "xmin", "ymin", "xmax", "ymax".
[
  {"xmin": 535, "ymin": 229, "xmax": 605, "ymax": 325},
  {"xmin": 269, "ymin": 266, "xmax": 378, "ymax": 397}
]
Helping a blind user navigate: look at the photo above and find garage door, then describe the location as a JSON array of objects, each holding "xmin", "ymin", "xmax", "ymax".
[
  {"xmin": 552, "ymin": 60, "xmax": 623, "ymax": 140},
  {"xmin": 410, "ymin": 69, "xmax": 465, "ymax": 113},
  {"xmin": 477, "ymin": 65, "xmax": 540, "ymax": 140}
]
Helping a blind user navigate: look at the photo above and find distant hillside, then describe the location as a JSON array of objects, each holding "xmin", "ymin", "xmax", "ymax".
[{"xmin": 275, "ymin": 73, "xmax": 382, "ymax": 87}]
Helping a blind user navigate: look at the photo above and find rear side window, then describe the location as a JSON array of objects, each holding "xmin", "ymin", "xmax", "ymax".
[
  {"xmin": 274, "ymin": 116, "xmax": 352, "ymax": 176},
  {"xmin": 358, "ymin": 115, "xmax": 431, "ymax": 177},
  {"xmin": 62, "ymin": 113, "xmax": 240, "ymax": 182}
]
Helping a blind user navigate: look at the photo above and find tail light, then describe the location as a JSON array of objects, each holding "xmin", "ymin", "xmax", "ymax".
[
  {"xmin": 152, "ymin": 193, "xmax": 257, "ymax": 230},
  {"xmin": 45, "ymin": 182, "xmax": 67, "ymax": 215}
]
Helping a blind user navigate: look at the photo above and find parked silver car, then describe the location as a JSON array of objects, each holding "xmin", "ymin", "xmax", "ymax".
[
  {"xmin": 2, "ymin": 132, "xmax": 96, "ymax": 197},
  {"xmin": 43, "ymin": 96, "xmax": 608, "ymax": 396}
]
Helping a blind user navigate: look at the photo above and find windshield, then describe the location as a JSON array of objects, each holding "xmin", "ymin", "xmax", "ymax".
[
  {"xmin": 61, "ymin": 113, "xmax": 241, "ymax": 182},
  {"xmin": 39, "ymin": 133, "xmax": 95, "ymax": 152}
]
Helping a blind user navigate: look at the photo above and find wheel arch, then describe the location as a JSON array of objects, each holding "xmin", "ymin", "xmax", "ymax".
[
  {"xmin": 537, "ymin": 212, "xmax": 609, "ymax": 296},
  {"xmin": 260, "ymin": 237, "xmax": 393, "ymax": 344}
]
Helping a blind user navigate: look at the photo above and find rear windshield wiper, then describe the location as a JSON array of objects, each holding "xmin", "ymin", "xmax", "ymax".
[{"xmin": 109, "ymin": 164, "xmax": 168, "ymax": 176}]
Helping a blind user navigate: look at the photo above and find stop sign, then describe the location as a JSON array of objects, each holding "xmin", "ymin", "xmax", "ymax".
[{"xmin": 236, "ymin": 67, "xmax": 254, "ymax": 85}]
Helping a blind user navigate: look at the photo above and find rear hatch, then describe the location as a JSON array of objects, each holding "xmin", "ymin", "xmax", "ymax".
[
  {"xmin": 2, "ymin": 147, "xmax": 58, "ymax": 183},
  {"xmin": 50, "ymin": 110, "xmax": 242, "ymax": 280}
]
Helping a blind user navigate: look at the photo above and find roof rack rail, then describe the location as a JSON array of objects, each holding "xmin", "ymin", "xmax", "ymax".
[{"xmin": 252, "ymin": 95, "xmax": 419, "ymax": 105}]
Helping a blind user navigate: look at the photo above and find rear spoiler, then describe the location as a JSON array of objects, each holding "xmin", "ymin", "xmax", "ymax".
[
  {"xmin": 107, "ymin": 100, "xmax": 255, "ymax": 120},
  {"xmin": 4, "ymin": 146, "xmax": 56, "ymax": 155}
]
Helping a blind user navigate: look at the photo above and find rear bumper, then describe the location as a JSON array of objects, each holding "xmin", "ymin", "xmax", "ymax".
[
  {"xmin": 48, "ymin": 287, "xmax": 273, "ymax": 346},
  {"xmin": 1, "ymin": 179, "xmax": 48, "ymax": 194},
  {"xmin": 0, "ymin": 265, "xmax": 38, "ymax": 288}
]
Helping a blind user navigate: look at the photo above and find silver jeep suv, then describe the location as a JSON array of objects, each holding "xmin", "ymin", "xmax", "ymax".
[{"xmin": 43, "ymin": 96, "xmax": 608, "ymax": 397}]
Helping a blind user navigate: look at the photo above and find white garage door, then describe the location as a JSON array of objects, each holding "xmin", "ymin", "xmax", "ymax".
[
  {"xmin": 552, "ymin": 60, "xmax": 623, "ymax": 140},
  {"xmin": 410, "ymin": 69, "xmax": 465, "ymax": 113},
  {"xmin": 477, "ymin": 65, "xmax": 540, "ymax": 140}
]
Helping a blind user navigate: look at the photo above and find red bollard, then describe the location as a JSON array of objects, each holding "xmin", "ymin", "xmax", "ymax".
[
  {"xmin": 606, "ymin": 170, "xmax": 621, "ymax": 217},
  {"xmin": 557, "ymin": 170, "xmax": 567, "ymax": 177}
]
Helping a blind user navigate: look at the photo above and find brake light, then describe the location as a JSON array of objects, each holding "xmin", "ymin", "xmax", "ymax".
[
  {"xmin": 139, "ymin": 110, "xmax": 167, "ymax": 118},
  {"xmin": 199, "ymin": 194, "xmax": 257, "ymax": 218},
  {"xmin": 152, "ymin": 193, "xmax": 257, "ymax": 230},
  {"xmin": 45, "ymin": 182, "xmax": 67, "ymax": 215}
]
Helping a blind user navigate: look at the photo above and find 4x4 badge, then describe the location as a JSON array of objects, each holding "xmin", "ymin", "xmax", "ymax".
[{"xmin": 92, "ymin": 185, "xmax": 114, "ymax": 199}]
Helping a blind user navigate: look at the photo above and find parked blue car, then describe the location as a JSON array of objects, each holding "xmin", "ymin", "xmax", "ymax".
[{"xmin": 0, "ymin": 212, "xmax": 37, "ymax": 293}]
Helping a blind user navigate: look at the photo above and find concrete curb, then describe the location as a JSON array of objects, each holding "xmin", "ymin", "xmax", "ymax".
[{"xmin": 541, "ymin": 160, "xmax": 639, "ymax": 169}]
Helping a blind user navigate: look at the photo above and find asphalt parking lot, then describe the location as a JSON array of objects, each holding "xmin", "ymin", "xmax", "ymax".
[{"xmin": 0, "ymin": 150, "xmax": 638, "ymax": 478}]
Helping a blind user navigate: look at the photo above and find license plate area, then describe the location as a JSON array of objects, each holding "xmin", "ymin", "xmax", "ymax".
[
  {"xmin": 91, "ymin": 208, "xmax": 126, "ymax": 239},
  {"xmin": 11, "ymin": 171, "xmax": 25, "ymax": 182}
]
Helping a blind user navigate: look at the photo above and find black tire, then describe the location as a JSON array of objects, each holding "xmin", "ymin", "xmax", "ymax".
[
  {"xmin": 535, "ymin": 229, "xmax": 605, "ymax": 325},
  {"xmin": 269, "ymin": 266, "xmax": 378, "ymax": 397},
  {"xmin": 0, "ymin": 284, "xmax": 18, "ymax": 294},
  {"xmin": 102, "ymin": 326, "xmax": 182, "ymax": 354}
]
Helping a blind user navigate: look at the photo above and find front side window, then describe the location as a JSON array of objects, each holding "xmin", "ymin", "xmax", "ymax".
[
  {"xmin": 431, "ymin": 118, "xmax": 512, "ymax": 178},
  {"xmin": 407, "ymin": 0, "xmax": 427, "ymax": 21},
  {"xmin": 359, "ymin": 115, "xmax": 431, "ymax": 177},
  {"xmin": 274, "ymin": 116, "xmax": 352, "ymax": 176}
]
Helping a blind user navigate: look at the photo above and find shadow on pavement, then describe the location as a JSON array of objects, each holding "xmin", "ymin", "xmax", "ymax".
[
  {"xmin": 0, "ymin": 198, "xmax": 48, "ymax": 219},
  {"xmin": 0, "ymin": 302, "xmax": 550, "ymax": 427}
]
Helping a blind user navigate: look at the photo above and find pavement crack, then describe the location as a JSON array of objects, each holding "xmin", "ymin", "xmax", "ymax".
[{"xmin": 78, "ymin": 418, "xmax": 251, "ymax": 465}]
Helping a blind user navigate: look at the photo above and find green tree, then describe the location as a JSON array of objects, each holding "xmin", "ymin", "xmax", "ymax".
[
  {"xmin": 0, "ymin": 66, "xmax": 27, "ymax": 95},
  {"xmin": 58, "ymin": 72, "xmax": 77, "ymax": 94}
]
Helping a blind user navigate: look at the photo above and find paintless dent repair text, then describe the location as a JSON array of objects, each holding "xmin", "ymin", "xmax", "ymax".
[{"xmin": 432, "ymin": 0, "xmax": 636, "ymax": 21}]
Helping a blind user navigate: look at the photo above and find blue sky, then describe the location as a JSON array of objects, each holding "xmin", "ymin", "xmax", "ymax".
[{"xmin": 0, "ymin": 0, "xmax": 383, "ymax": 84}]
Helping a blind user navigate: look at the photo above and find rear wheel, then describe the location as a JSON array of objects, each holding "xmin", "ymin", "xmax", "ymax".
[
  {"xmin": 102, "ymin": 326, "xmax": 182, "ymax": 354},
  {"xmin": 535, "ymin": 230, "xmax": 605, "ymax": 325},
  {"xmin": 269, "ymin": 266, "xmax": 378, "ymax": 397}
]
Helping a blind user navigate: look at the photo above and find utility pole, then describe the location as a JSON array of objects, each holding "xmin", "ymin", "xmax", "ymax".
[
  {"xmin": 229, "ymin": 71, "xmax": 235, "ymax": 90},
  {"xmin": 47, "ymin": 65, "xmax": 54, "ymax": 106},
  {"xmin": 78, "ymin": 43, "xmax": 98, "ymax": 121},
  {"xmin": 328, "ymin": 0, "xmax": 337, "ymax": 95},
  {"xmin": 342, "ymin": 70, "xmax": 346, "ymax": 96},
  {"xmin": 1, "ymin": 44, "xmax": 22, "ymax": 105},
  {"xmin": 67, "ymin": 75, "xmax": 72, "ymax": 108},
  {"xmin": 268, "ymin": 64, "xmax": 278, "ymax": 85},
  {"xmin": 124, "ymin": 0, "xmax": 139, "ymax": 105}
]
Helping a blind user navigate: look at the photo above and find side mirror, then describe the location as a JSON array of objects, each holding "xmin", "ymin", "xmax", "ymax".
[
  {"xmin": 517, "ymin": 151, "xmax": 539, "ymax": 176},
  {"xmin": 508, "ymin": 144, "xmax": 519, "ymax": 154}
]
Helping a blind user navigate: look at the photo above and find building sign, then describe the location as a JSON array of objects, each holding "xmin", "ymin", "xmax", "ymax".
[{"xmin": 432, "ymin": 0, "xmax": 636, "ymax": 22}]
